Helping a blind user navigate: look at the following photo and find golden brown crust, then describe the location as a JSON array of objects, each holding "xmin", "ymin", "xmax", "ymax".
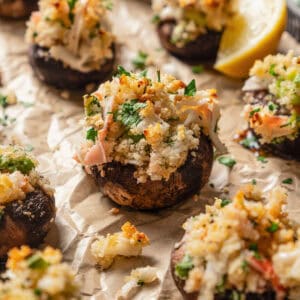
[
  {"xmin": 157, "ymin": 20, "xmax": 222, "ymax": 62},
  {"xmin": 91, "ymin": 134, "xmax": 213, "ymax": 210},
  {"xmin": 0, "ymin": 0, "xmax": 37, "ymax": 18},
  {"xmin": 0, "ymin": 188, "xmax": 55, "ymax": 258},
  {"xmin": 29, "ymin": 44, "xmax": 115, "ymax": 89}
]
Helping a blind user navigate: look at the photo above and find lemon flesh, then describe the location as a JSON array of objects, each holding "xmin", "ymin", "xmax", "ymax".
[{"xmin": 214, "ymin": 0, "xmax": 287, "ymax": 78}]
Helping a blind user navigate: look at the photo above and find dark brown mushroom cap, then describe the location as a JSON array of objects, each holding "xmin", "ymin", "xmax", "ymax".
[
  {"xmin": 157, "ymin": 20, "xmax": 222, "ymax": 61},
  {"xmin": 0, "ymin": 0, "xmax": 37, "ymax": 18},
  {"xmin": 90, "ymin": 134, "xmax": 213, "ymax": 210},
  {"xmin": 0, "ymin": 188, "xmax": 55, "ymax": 258},
  {"xmin": 243, "ymin": 90, "xmax": 300, "ymax": 161},
  {"xmin": 170, "ymin": 240, "xmax": 279, "ymax": 300},
  {"xmin": 29, "ymin": 44, "xmax": 115, "ymax": 90}
]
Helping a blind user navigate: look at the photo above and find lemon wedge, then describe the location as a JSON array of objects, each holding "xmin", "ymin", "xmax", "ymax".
[{"xmin": 214, "ymin": 0, "xmax": 287, "ymax": 78}]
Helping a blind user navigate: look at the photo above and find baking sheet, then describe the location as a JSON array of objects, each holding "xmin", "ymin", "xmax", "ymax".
[{"xmin": 0, "ymin": 1, "xmax": 300, "ymax": 299}]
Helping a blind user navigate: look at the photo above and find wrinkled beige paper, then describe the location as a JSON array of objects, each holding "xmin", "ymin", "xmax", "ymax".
[{"xmin": 0, "ymin": 1, "xmax": 300, "ymax": 299}]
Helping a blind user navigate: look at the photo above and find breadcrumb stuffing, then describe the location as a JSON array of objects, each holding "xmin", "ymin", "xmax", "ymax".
[
  {"xmin": 176, "ymin": 185, "xmax": 300, "ymax": 300},
  {"xmin": 91, "ymin": 222, "xmax": 150, "ymax": 270}
]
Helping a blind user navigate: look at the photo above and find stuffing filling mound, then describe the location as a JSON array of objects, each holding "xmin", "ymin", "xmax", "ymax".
[
  {"xmin": 91, "ymin": 221, "xmax": 150, "ymax": 270},
  {"xmin": 242, "ymin": 51, "xmax": 300, "ymax": 144},
  {"xmin": 0, "ymin": 246, "xmax": 80, "ymax": 299},
  {"xmin": 26, "ymin": 0, "xmax": 114, "ymax": 72},
  {"xmin": 152, "ymin": 0, "xmax": 236, "ymax": 47},
  {"xmin": 176, "ymin": 184, "xmax": 300, "ymax": 300},
  {"xmin": 76, "ymin": 68, "xmax": 224, "ymax": 183},
  {"xmin": 0, "ymin": 146, "xmax": 53, "ymax": 216}
]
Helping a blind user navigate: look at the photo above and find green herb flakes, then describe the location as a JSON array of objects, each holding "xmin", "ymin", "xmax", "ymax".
[
  {"xmin": 282, "ymin": 178, "xmax": 293, "ymax": 184},
  {"xmin": 251, "ymin": 179, "xmax": 257, "ymax": 185},
  {"xmin": 34, "ymin": 288, "xmax": 42, "ymax": 296},
  {"xmin": 116, "ymin": 66, "xmax": 131, "ymax": 77},
  {"xmin": 86, "ymin": 128, "xmax": 98, "ymax": 142},
  {"xmin": 137, "ymin": 280, "xmax": 145, "ymax": 286},
  {"xmin": 268, "ymin": 102, "xmax": 278, "ymax": 112},
  {"xmin": 85, "ymin": 95, "xmax": 102, "ymax": 116},
  {"xmin": 175, "ymin": 255, "xmax": 194, "ymax": 280},
  {"xmin": 27, "ymin": 254, "xmax": 49, "ymax": 270},
  {"xmin": 114, "ymin": 99, "xmax": 146, "ymax": 129},
  {"xmin": 0, "ymin": 155, "xmax": 35, "ymax": 175},
  {"xmin": 218, "ymin": 156, "xmax": 236, "ymax": 168},
  {"xmin": 249, "ymin": 108, "xmax": 260, "ymax": 117},
  {"xmin": 132, "ymin": 51, "xmax": 148, "ymax": 70},
  {"xmin": 266, "ymin": 222, "xmax": 279, "ymax": 233},
  {"xmin": 221, "ymin": 198, "xmax": 231, "ymax": 208},
  {"xmin": 157, "ymin": 70, "xmax": 161, "ymax": 82},
  {"xmin": 231, "ymin": 290, "xmax": 241, "ymax": 300},
  {"xmin": 257, "ymin": 156, "xmax": 268, "ymax": 163},
  {"xmin": 269, "ymin": 64, "xmax": 278, "ymax": 77},
  {"xmin": 192, "ymin": 65, "xmax": 204, "ymax": 74},
  {"xmin": 151, "ymin": 14, "xmax": 160, "ymax": 24},
  {"xmin": 184, "ymin": 79, "xmax": 196, "ymax": 96},
  {"xmin": 241, "ymin": 260, "xmax": 249, "ymax": 272}
]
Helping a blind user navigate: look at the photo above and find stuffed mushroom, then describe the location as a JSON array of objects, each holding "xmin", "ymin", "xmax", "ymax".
[
  {"xmin": 0, "ymin": 146, "xmax": 55, "ymax": 258},
  {"xmin": 171, "ymin": 184, "xmax": 300, "ymax": 300},
  {"xmin": 241, "ymin": 51, "xmax": 300, "ymax": 160},
  {"xmin": 152, "ymin": 0, "xmax": 236, "ymax": 61},
  {"xmin": 0, "ymin": 246, "xmax": 80, "ymax": 299},
  {"xmin": 75, "ymin": 68, "xmax": 225, "ymax": 210},
  {"xmin": 0, "ymin": 0, "xmax": 37, "ymax": 18},
  {"xmin": 25, "ymin": 0, "xmax": 115, "ymax": 89}
]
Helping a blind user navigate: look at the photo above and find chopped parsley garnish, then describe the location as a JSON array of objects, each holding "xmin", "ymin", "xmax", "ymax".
[
  {"xmin": 184, "ymin": 79, "xmax": 196, "ymax": 96},
  {"xmin": 282, "ymin": 178, "xmax": 293, "ymax": 184},
  {"xmin": 266, "ymin": 222, "xmax": 279, "ymax": 233},
  {"xmin": 240, "ymin": 134, "xmax": 259, "ymax": 149},
  {"xmin": 151, "ymin": 14, "xmax": 160, "ymax": 24},
  {"xmin": 249, "ymin": 243, "xmax": 258, "ymax": 252},
  {"xmin": 249, "ymin": 108, "xmax": 260, "ymax": 117},
  {"xmin": 175, "ymin": 255, "xmax": 194, "ymax": 280},
  {"xmin": 137, "ymin": 279, "xmax": 145, "ymax": 286},
  {"xmin": 139, "ymin": 69, "xmax": 148, "ymax": 78},
  {"xmin": 268, "ymin": 102, "xmax": 278, "ymax": 112},
  {"xmin": 218, "ymin": 156, "xmax": 236, "ymax": 168},
  {"xmin": 85, "ymin": 95, "xmax": 102, "ymax": 116},
  {"xmin": 116, "ymin": 66, "xmax": 131, "ymax": 77},
  {"xmin": 157, "ymin": 70, "xmax": 161, "ymax": 82},
  {"xmin": 86, "ymin": 128, "xmax": 98, "ymax": 142},
  {"xmin": 257, "ymin": 155, "xmax": 268, "ymax": 163},
  {"xmin": 34, "ymin": 288, "xmax": 42, "ymax": 296},
  {"xmin": 269, "ymin": 64, "xmax": 278, "ymax": 77},
  {"xmin": 231, "ymin": 290, "xmax": 241, "ymax": 300},
  {"xmin": 67, "ymin": 0, "xmax": 77, "ymax": 22},
  {"xmin": 248, "ymin": 243, "xmax": 261, "ymax": 259},
  {"xmin": 0, "ymin": 155, "xmax": 35, "ymax": 175},
  {"xmin": 251, "ymin": 179, "xmax": 257, "ymax": 185},
  {"xmin": 103, "ymin": 0, "xmax": 113, "ymax": 10},
  {"xmin": 132, "ymin": 51, "xmax": 148, "ymax": 70},
  {"xmin": 241, "ymin": 260, "xmax": 249, "ymax": 272},
  {"xmin": 27, "ymin": 254, "xmax": 49, "ymax": 270},
  {"xmin": 221, "ymin": 198, "xmax": 231, "ymax": 208},
  {"xmin": 294, "ymin": 73, "xmax": 300, "ymax": 84},
  {"xmin": 192, "ymin": 65, "xmax": 204, "ymax": 74},
  {"xmin": 113, "ymin": 99, "xmax": 146, "ymax": 129},
  {"xmin": 216, "ymin": 275, "xmax": 227, "ymax": 294},
  {"xmin": 127, "ymin": 133, "xmax": 145, "ymax": 143},
  {"xmin": 0, "ymin": 93, "xmax": 16, "ymax": 127}
]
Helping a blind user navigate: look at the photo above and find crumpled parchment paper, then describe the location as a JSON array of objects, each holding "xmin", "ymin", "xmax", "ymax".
[{"xmin": 0, "ymin": 1, "xmax": 300, "ymax": 299}]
